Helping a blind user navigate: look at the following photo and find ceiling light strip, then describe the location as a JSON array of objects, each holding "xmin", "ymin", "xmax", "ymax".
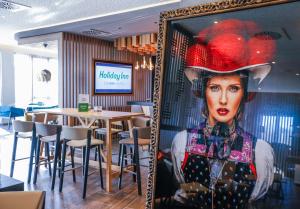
[{"xmin": 16, "ymin": 0, "xmax": 181, "ymax": 33}]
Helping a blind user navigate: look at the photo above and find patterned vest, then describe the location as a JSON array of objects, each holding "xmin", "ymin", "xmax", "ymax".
[{"xmin": 181, "ymin": 124, "xmax": 257, "ymax": 209}]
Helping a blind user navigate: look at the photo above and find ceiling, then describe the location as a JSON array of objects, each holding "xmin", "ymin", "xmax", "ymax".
[
  {"xmin": 0, "ymin": 0, "xmax": 216, "ymax": 46},
  {"xmin": 1, "ymin": 0, "xmax": 299, "ymax": 92}
]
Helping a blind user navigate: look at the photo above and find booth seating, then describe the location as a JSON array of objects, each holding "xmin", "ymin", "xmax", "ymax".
[
  {"xmin": 0, "ymin": 106, "xmax": 25, "ymax": 129},
  {"xmin": 0, "ymin": 191, "xmax": 45, "ymax": 209}
]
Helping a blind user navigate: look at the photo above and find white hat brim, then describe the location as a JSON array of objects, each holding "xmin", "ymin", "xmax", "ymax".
[{"xmin": 185, "ymin": 63, "xmax": 271, "ymax": 84}]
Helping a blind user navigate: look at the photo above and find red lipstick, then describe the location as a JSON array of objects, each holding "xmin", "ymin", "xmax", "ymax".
[{"xmin": 217, "ymin": 108, "xmax": 229, "ymax": 116}]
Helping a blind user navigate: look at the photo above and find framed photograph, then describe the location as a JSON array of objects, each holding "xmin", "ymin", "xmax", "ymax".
[
  {"xmin": 92, "ymin": 59, "xmax": 133, "ymax": 95},
  {"xmin": 147, "ymin": 0, "xmax": 300, "ymax": 208}
]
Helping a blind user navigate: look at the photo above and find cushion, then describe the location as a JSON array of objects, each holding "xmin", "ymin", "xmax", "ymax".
[{"xmin": 67, "ymin": 138, "xmax": 103, "ymax": 147}]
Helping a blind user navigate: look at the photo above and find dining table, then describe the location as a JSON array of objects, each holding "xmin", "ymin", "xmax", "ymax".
[{"xmin": 34, "ymin": 107, "xmax": 144, "ymax": 192}]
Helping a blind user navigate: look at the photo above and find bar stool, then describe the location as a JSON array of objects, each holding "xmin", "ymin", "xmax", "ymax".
[
  {"xmin": 118, "ymin": 126, "xmax": 151, "ymax": 195},
  {"xmin": 55, "ymin": 126, "xmax": 104, "ymax": 199},
  {"xmin": 95, "ymin": 121, "xmax": 123, "ymax": 140},
  {"xmin": 10, "ymin": 120, "xmax": 37, "ymax": 184},
  {"xmin": 33, "ymin": 122, "xmax": 62, "ymax": 184},
  {"xmin": 117, "ymin": 117, "xmax": 151, "ymax": 166},
  {"xmin": 94, "ymin": 121, "xmax": 124, "ymax": 161}
]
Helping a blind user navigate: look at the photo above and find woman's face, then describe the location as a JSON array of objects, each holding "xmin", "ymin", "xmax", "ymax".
[{"xmin": 205, "ymin": 74, "xmax": 244, "ymax": 126}]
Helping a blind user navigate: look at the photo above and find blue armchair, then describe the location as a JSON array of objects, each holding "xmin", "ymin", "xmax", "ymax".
[{"xmin": 0, "ymin": 106, "xmax": 25, "ymax": 129}]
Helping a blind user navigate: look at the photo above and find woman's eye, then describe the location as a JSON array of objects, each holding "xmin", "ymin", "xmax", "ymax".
[
  {"xmin": 229, "ymin": 85, "xmax": 240, "ymax": 92},
  {"xmin": 209, "ymin": 85, "xmax": 220, "ymax": 92}
]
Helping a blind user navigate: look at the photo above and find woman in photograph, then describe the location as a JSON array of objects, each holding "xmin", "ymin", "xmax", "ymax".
[{"xmin": 171, "ymin": 19, "xmax": 275, "ymax": 209}]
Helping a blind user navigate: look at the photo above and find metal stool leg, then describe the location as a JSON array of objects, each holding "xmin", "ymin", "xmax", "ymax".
[
  {"xmin": 27, "ymin": 129, "xmax": 37, "ymax": 183},
  {"xmin": 118, "ymin": 144, "xmax": 125, "ymax": 189},
  {"xmin": 10, "ymin": 132, "xmax": 18, "ymax": 177},
  {"xmin": 33, "ymin": 138, "xmax": 41, "ymax": 184},
  {"xmin": 51, "ymin": 136, "xmax": 61, "ymax": 190},
  {"xmin": 134, "ymin": 144, "xmax": 142, "ymax": 195},
  {"xmin": 82, "ymin": 142, "xmax": 91, "ymax": 199},
  {"xmin": 59, "ymin": 141, "xmax": 67, "ymax": 192},
  {"xmin": 45, "ymin": 142, "xmax": 52, "ymax": 176},
  {"xmin": 97, "ymin": 145, "xmax": 103, "ymax": 189},
  {"xmin": 70, "ymin": 147, "xmax": 76, "ymax": 183}
]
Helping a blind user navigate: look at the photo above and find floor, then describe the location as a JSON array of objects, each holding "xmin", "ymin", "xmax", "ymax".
[
  {"xmin": 1, "ymin": 123, "xmax": 300, "ymax": 209},
  {"xmin": 0, "ymin": 124, "xmax": 147, "ymax": 209}
]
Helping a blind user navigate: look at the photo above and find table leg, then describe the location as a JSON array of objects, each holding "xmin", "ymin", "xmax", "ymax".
[
  {"xmin": 127, "ymin": 119, "xmax": 133, "ymax": 138},
  {"xmin": 105, "ymin": 120, "xmax": 112, "ymax": 192},
  {"xmin": 43, "ymin": 113, "xmax": 48, "ymax": 124}
]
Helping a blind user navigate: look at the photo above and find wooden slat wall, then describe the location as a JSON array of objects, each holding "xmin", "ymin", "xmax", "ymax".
[{"xmin": 61, "ymin": 33, "xmax": 152, "ymax": 109}]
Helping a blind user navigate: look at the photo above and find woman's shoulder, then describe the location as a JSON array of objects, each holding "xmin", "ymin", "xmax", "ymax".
[
  {"xmin": 172, "ymin": 130, "xmax": 188, "ymax": 145},
  {"xmin": 171, "ymin": 130, "xmax": 188, "ymax": 153}
]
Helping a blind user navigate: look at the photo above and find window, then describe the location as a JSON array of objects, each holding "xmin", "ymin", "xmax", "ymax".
[
  {"xmin": 14, "ymin": 54, "xmax": 32, "ymax": 107},
  {"xmin": 14, "ymin": 54, "xmax": 58, "ymax": 106},
  {"xmin": 261, "ymin": 115, "xmax": 294, "ymax": 146}
]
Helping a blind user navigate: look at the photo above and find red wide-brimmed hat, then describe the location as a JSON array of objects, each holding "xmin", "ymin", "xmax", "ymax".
[{"xmin": 185, "ymin": 19, "xmax": 276, "ymax": 84}]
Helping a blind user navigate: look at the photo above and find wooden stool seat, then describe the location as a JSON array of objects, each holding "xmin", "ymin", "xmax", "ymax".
[
  {"xmin": 16, "ymin": 132, "xmax": 33, "ymax": 139},
  {"xmin": 66, "ymin": 138, "xmax": 103, "ymax": 147},
  {"xmin": 119, "ymin": 138, "xmax": 150, "ymax": 145},
  {"xmin": 40, "ymin": 135, "xmax": 58, "ymax": 143}
]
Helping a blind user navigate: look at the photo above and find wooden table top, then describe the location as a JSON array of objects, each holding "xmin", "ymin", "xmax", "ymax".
[{"xmin": 34, "ymin": 108, "xmax": 144, "ymax": 120}]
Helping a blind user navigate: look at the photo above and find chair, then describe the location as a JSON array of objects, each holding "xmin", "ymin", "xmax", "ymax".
[
  {"xmin": 118, "ymin": 126, "xmax": 151, "ymax": 195},
  {"xmin": 10, "ymin": 120, "xmax": 37, "ymax": 184},
  {"xmin": 94, "ymin": 120, "xmax": 124, "ymax": 161},
  {"xmin": 95, "ymin": 121, "xmax": 123, "ymax": 140},
  {"xmin": 33, "ymin": 123, "xmax": 62, "ymax": 184},
  {"xmin": 0, "ymin": 106, "xmax": 25, "ymax": 129},
  {"xmin": 0, "ymin": 191, "xmax": 46, "ymax": 209},
  {"xmin": 55, "ymin": 126, "xmax": 104, "ymax": 199},
  {"xmin": 117, "ymin": 117, "xmax": 151, "ymax": 165}
]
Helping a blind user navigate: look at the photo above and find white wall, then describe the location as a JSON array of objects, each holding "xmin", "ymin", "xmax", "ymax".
[
  {"xmin": 0, "ymin": 50, "xmax": 15, "ymax": 124},
  {"xmin": 0, "ymin": 51, "xmax": 2, "ymax": 105},
  {"xmin": 0, "ymin": 50, "xmax": 15, "ymax": 106}
]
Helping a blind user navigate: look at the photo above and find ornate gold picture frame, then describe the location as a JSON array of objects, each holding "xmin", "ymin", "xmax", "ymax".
[{"xmin": 147, "ymin": 0, "xmax": 300, "ymax": 208}]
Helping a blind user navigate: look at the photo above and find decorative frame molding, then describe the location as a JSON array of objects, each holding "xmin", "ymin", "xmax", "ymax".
[{"xmin": 146, "ymin": 0, "xmax": 294, "ymax": 208}]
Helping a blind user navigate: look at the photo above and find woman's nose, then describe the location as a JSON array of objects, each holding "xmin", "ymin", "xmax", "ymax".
[{"xmin": 219, "ymin": 90, "xmax": 227, "ymax": 105}]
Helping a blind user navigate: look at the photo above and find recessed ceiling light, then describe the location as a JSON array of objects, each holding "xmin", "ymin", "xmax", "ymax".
[
  {"xmin": 296, "ymin": 73, "xmax": 300, "ymax": 76},
  {"xmin": 54, "ymin": 1, "xmax": 61, "ymax": 6},
  {"xmin": 82, "ymin": 29, "xmax": 112, "ymax": 37},
  {"xmin": 214, "ymin": 21, "xmax": 218, "ymax": 24},
  {"xmin": 0, "ymin": 0, "xmax": 31, "ymax": 12},
  {"xmin": 272, "ymin": 61, "xmax": 276, "ymax": 64},
  {"xmin": 258, "ymin": 87, "xmax": 262, "ymax": 90}
]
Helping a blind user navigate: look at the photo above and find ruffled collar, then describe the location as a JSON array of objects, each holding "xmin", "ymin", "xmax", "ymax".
[{"xmin": 203, "ymin": 120, "xmax": 236, "ymax": 140}]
